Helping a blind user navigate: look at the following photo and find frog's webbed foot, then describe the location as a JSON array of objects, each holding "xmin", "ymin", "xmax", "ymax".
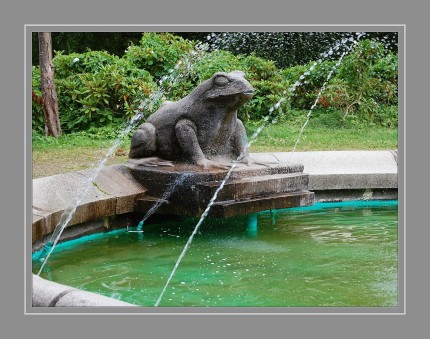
[
  {"xmin": 196, "ymin": 158, "xmax": 230, "ymax": 170},
  {"xmin": 238, "ymin": 156, "xmax": 274, "ymax": 167},
  {"xmin": 128, "ymin": 157, "xmax": 174, "ymax": 167}
]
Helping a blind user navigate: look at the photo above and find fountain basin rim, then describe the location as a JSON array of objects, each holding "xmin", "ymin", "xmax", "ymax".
[{"xmin": 32, "ymin": 150, "xmax": 398, "ymax": 245}]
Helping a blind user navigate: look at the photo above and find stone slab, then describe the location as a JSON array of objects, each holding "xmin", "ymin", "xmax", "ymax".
[
  {"xmin": 210, "ymin": 191, "xmax": 315, "ymax": 217},
  {"xmin": 33, "ymin": 172, "xmax": 113, "ymax": 214},
  {"xmin": 313, "ymin": 188, "xmax": 398, "ymax": 202},
  {"xmin": 32, "ymin": 165, "xmax": 147, "ymax": 242},
  {"xmin": 196, "ymin": 172, "xmax": 309, "ymax": 202},
  {"xmin": 309, "ymin": 173, "xmax": 398, "ymax": 190},
  {"xmin": 78, "ymin": 164, "xmax": 147, "ymax": 214},
  {"xmin": 251, "ymin": 151, "xmax": 398, "ymax": 175},
  {"xmin": 32, "ymin": 172, "xmax": 116, "ymax": 240},
  {"xmin": 251, "ymin": 151, "xmax": 398, "ymax": 192},
  {"xmin": 130, "ymin": 161, "xmax": 311, "ymax": 218},
  {"xmin": 127, "ymin": 161, "xmax": 303, "ymax": 191},
  {"xmin": 136, "ymin": 190, "xmax": 314, "ymax": 218}
]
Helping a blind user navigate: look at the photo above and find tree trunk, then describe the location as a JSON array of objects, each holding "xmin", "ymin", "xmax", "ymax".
[{"xmin": 38, "ymin": 32, "xmax": 61, "ymax": 137}]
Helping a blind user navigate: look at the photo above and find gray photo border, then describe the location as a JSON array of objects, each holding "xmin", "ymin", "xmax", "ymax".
[
  {"xmin": 4, "ymin": 0, "xmax": 428, "ymax": 337},
  {"xmin": 25, "ymin": 24, "xmax": 404, "ymax": 315}
]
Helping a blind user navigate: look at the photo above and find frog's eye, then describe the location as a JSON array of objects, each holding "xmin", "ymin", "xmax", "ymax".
[{"xmin": 214, "ymin": 75, "xmax": 229, "ymax": 86}]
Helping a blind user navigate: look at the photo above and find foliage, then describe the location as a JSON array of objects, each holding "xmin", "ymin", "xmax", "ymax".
[
  {"xmin": 52, "ymin": 50, "xmax": 119, "ymax": 78},
  {"xmin": 282, "ymin": 60, "xmax": 337, "ymax": 109},
  {"xmin": 206, "ymin": 32, "xmax": 398, "ymax": 69},
  {"xmin": 161, "ymin": 39, "xmax": 397, "ymax": 125},
  {"xmin": 124, "ymin": 33, "xmax": 195, "ymax": 78},
  {"xmin": 32, "ymin": 32, "xmax": 142, "ymax": 65},
  {"xmin": 32, "ymin": 51, "xmax": 158, "ymax": 133},
  {"xmin": 33, "ymin": 32, "xmax": 398, "ymax": 69},
  {"xmin": 32, "ymin": 33, "xmax": 398, "ymax": 135},
  {"xmin": 321, "ymin": 40, "xmax": 398, "ymax": 123}
]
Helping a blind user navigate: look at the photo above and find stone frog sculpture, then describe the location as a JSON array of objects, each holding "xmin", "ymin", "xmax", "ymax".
[{"xmin": 129, "ymin": 70, "xmax": 255, "ymax": 169}]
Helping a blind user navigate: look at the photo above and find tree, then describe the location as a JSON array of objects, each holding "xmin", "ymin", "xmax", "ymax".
[{"xmin": 38, "ymin": 32, "xmax": 61, "ymax": 137}]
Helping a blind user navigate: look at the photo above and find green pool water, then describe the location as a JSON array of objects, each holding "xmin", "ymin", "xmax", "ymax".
[{"xmin": 33, "ymin": 200, "xmax": 398, "ymax": 307}]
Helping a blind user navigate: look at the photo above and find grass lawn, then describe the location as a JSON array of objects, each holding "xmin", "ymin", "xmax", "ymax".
[
  {"xmin": 32, "ymin": 123, "xmax": 398, "ymax": 178},
  {"xmin": 248, "ymin": 125, "xmax": 398, "ymax": 152}
]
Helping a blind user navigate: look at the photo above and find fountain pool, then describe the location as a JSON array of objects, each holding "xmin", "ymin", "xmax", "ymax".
[{"xmin": 33, "ymin": 200, "xmax": 398, "ymax": 307}]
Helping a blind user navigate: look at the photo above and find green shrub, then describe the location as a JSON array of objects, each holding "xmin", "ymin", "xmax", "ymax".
[
  {"xmin": 322, "ymin": 39, "xmax": 398, "ymax": 121},
  {"xmin": 33, "ymin": 51, "xmax": 158, "ymax": 133},
  {"xmin": 372, "ymin": 105, "xmax": 398, "ymax": 128},
  {"xmin": 32, "ymin": 35, "xmax": 398, "ymax": 136},
  {"xmin": 206, "ymin": 32, "xmax": 398, "ymax": 69},
  {"xmin": 282, "ymin": 60, "xmax": 337, "ymax": 110},
  {"xmin": 124, "ymin": 32, "xmax": 195, "ymax": 78},
  {"xmin": 53, "ymin": 50, "xmax": 119, "ymax": 78},
  {"xmin": 277, "ymin": 39, "xmax": 398, "ymax": 127}
]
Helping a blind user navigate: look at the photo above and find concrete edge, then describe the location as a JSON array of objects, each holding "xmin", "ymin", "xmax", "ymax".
[
  {"xmin": 32, "ymin": 275, "xmax": 136, "ymax": 307},
  {"xmin": 32, "ymin": 164, "xmax": 147, "ymax": 243}
]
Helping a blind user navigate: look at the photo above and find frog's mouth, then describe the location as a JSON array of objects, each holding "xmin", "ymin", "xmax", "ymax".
[
  {"xmin": 241, "ymin": 90, "xmax": 255, "ymax": 102},
  {"xmin": 209, "ymin": 90, "xmax": 254, "ymax": 100}
]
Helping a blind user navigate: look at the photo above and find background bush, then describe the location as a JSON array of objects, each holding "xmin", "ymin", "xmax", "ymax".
[
  {"xmin": 33, "ymin": 51, "xmax": 158, "ymax": 133},
  {"xmin": 123, "ymin": 33, "xmax": 195, "ymax": 78},
  {"xmin": 320, "ymin": 40, "xmax": 398, "ymax": 126},
  {"xmin": 204, "ymin": 32, "xmax": 398, "ymax": 69},
  {"xmin": 32, "ymin": 34, "xmax": 398, "ymax": 135}
]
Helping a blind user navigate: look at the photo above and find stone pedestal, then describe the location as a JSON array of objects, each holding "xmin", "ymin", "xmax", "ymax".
[{"xmin": 127, "ymin": 161, "xmax": 314, "ymax": 218}]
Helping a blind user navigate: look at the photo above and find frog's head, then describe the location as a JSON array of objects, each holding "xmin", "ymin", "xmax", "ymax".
[{"xmin": 201, "ymin": 71, "xmax": 254, "ymax": 110}]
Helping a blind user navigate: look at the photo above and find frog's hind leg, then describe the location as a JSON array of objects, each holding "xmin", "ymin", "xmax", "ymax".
[{"xmin": 129, "ymin": 122, "xmax": 157, "ymax": 159}]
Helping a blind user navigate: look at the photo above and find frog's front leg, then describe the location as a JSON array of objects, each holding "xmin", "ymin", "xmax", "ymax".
[
  {"xmin": 175, "ymin": 119, "xmax": 228, "ymax": 169},
  {"xmin": 233, "ymin": 119, "xmax": 271, "ymax": 167},
  {"xmin": 233, "ymin": 119, "xmax": 251, "ymax": 164}
]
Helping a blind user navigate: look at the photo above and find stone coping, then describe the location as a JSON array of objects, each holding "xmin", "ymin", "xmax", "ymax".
[
  {"xmin": 250, "ymin": 151, "xmax": 398, "ymax": 191},
  {"xmin": 32, "ymin": 164, "xmax": 147, "ymax": 243},
  {"xmin": 32, "ymin": 275, "xmax": 135, "ymax": 307}
]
